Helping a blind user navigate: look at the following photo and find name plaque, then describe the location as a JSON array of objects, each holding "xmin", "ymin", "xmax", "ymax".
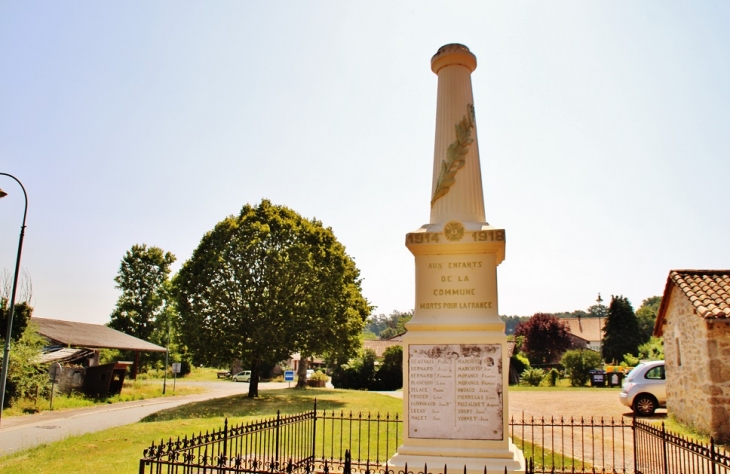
[{"xmin": 408, "ymin": 344, "xmax": 503, "ymax": 440}]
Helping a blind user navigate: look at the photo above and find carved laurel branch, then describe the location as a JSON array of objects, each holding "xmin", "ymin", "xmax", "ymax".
[{"xmin": 430, "ymin": 104, "xmax": 476, "ymax": 207}]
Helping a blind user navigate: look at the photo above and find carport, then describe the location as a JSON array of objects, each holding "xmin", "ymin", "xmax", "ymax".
[{"xmin": 32, "ymin": 317, "xmax": 166, "ymax": 379}]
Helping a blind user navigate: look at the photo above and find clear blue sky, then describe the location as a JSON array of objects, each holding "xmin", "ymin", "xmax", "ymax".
[{"xmin": 1, "ymin": 2, "xmax": 729, "ymax": 325}]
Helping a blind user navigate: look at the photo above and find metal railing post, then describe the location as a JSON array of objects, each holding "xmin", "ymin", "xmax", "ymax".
[
  {"xmin": 276, "ymin": 410, "xmax": 281, "ymax": 466},
  {"xmin": 311, "ymin": 399, "xmax": 318, "ymax": 462},
  {"xmin": 223, "ymin": 418, "xmax": 229, "ymax": 461},
  {"xmin": 661, "ymin": 422, "xmax": 668, "ymax": 474}
]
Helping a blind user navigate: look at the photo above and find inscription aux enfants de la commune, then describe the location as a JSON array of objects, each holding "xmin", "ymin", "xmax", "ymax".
[{"xmin": 407, "ymin": 229, "xmax": 504, "ymax": 312}]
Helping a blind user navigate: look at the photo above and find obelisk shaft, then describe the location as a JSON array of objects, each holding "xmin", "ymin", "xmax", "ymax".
[{"xmin": 429, "ymin": 44, "xmax": 486, "ymax": 226}]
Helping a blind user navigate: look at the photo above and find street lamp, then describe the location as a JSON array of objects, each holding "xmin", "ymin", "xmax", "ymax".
[{"xmin": 0, "ymin": 173, "xmax": 28, "ymax": 426}]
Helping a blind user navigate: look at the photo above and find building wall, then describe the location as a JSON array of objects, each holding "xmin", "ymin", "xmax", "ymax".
[
  {"xmin": 664, "ymin": 286, "xmax": 730, "ymax": 441},
  {"xmin": 706, "ymin": 319, "xmax": 730, "ymax": 441}
]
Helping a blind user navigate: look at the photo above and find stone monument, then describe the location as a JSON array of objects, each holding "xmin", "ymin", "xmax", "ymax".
[{"xmin": 388, "ymin": 44, "xmax": 525, "ymax": 473}]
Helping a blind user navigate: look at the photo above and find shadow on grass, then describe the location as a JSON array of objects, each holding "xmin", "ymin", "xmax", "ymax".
[{"xmin": 142, "ymin": 389, "xmax": 349, "ymax": 422}]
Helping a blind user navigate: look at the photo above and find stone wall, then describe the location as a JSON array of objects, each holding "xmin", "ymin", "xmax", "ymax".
[
  {"xmin": 664, "ymin": 286, "xmax": 730, "ymax": 442},
  {"xmin": 706, "ymin": 319, "xmax": 730, "ymax": 441}
]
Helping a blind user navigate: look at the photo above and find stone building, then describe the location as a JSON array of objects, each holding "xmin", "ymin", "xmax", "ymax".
[{"xmin": 654, "ymin": 270, "xmax": 730, "ymax": 442}]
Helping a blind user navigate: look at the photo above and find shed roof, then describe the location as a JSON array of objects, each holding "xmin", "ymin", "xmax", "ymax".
[
  {"xmin": 31, "ymin": 317, "xmax": 167, "ymax": 352},
  {"xmin": 655, "ymin": 270, "xmax": 730, "ymax": 336}
]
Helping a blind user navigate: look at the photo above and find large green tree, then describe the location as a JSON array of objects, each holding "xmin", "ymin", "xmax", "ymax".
[
  {"xmin": 602, "ymin": 295, "xmax": 641, "ymax": 363},
  {"xmin": 636, "ymin": 295, "xmax": 662, "ymax": 343},
  {"xmin": 109, "ymin": 244, "xmax": 176, "ymax": 342},
  {"xmin": 365, "ymin": 310, "xmax": 413, "ymax": 340},
  {"xmin": 514, "ymin": 313, "xmax": 572, "ymax": 364},
  {"xmin": 0, "ymin": 298, "xmax": 32, "ymax": 343},
  {"xmin": 174, "ymin": 199, "xmax": 370, "ymax": 398}
]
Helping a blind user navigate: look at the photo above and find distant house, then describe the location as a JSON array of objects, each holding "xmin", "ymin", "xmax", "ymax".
[
  {"xmin": 654, "ymin": 270, "xmax": 730, "ymax": 442},
  {"xmin": 560, "ymin": 317, "xmax": 603, "ymax": 352},
  {"xmin": 363, "ymin": 334, "xmax": 404, "ymax": 358}
]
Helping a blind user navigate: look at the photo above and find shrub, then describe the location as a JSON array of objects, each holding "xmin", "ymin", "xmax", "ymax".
[
  {"xmin": 548, "ymin": 368, "xmax": 561, "ymax": 386},
  {"xmin": 520, "ymin": 367, "xmax": 545, "ymax": 386},
  {"xmin": 511, "ymin": 353, "xmax": 530, "ymax": 373},
  {"xmin": 561, "ymin": 349, "xmax": 602, "ymax": 387},
  {"xmin": 2, "ymin": 325, "xmax": 47, "ymax": 408},
  {"xmin": 331, "ymin": 349, "xmax": 377, "ymax": 390},
  {"xmin": 638, "ymin": 337, "xmax": 664, "ymax": 361},
  {"xmin": 373, "ymin": 345, "xmax": 403, "ymax": 391},
  {"xmin": 622, "ymin": 353, "xmax": 640, "ymax": 367},
  {"xmin": 309, "ymin": 370, "xmax": 329, "ymax": 382}
]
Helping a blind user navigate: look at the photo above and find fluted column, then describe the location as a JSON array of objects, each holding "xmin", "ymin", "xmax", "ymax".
[{"xmin": 429, "ymin": 44, "xmax": 486, "ymax": 226}]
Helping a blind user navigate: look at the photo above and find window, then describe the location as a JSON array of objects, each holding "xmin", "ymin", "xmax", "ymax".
[
  {"xmin": 676, "ymin": 338, "xmax": 682, "ymax": 366},
  {"xmin": 645, "ymin": 365, "xmax": 665, "ymax": 380}
]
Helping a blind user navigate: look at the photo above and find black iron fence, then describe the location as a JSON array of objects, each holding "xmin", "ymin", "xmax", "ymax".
[
  {"xmin": 633, "ymin": 419, "xmax": 730, "ymax": 474},
  {"xmin": 139, "ymin": 403, "xmax": 730, "ymax": 474},
  {"xmin": 510, "ymin": 415, "xmax": 633, "ymax": 473}
]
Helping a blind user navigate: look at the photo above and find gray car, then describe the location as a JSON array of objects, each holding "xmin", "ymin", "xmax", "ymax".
[
  {"xmin": 619, "ymin": 360, "xmax": 666, "ymax": 415},
  {"xmin": 232, "ymin": 370, "xmax": 251, "ymax": 382}
]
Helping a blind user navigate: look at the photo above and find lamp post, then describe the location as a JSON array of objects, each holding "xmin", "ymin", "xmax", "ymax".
[{"xmin": 0, "ymin": 173, "xmax": 28, "ymax": 426}]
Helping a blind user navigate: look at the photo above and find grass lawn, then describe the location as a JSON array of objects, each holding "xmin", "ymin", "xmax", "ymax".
[
  {"xmin": 0, "ymin": 387, "xmax": 593, "ymax": 474},
  {"xmin": 2, "ymin": 379, "xmax": 204, "ymax": 418},
  {"xmin": 0, "ymin": 389, "xmax": 402, "ymax": 474}
]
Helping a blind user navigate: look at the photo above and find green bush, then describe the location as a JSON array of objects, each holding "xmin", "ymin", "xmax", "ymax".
[
  {"xmin": 638, "ymin": 337, "xmax": 664, "ymax": 361},
  {"xmin": 622, "ymin": 353, "xmax": 640, "ymax": 367},
  {"xmin": 372, "ymin": 345, "xmax": 403, "ymax": 391},
  {"xmin": 309, "ymin": 370, "xmax": 329, "ymax": 382},
  {"xmin": 520, "ymin": 367, "xmax": 545, "ymax": 386},
  {"xmin": 331, "ymin": 348, "xmax": 377, "ymax": 390},
  {"xmin": 561, "ymin": 349, "xmax": 602, "ymax": 387},
  {"xmin": 547, "ymin": 368, "xmax": 561, "ymax": 386},
  {"xmin": 1, "ymin": 325, "xmax": 48, "ymax": 408}
]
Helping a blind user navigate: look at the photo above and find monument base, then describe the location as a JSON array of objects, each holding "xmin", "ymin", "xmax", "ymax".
[{"xmin": 388, "ymin": 439, "xmax": 526, "ymax": 474}]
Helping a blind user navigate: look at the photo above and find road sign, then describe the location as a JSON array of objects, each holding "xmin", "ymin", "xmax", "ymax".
[
  {"xmin": 49, "ymin": 362, "xmax": 62, "ymax": 383},
  {"xmin": 284, "ymin": 371, "xmax": 295, "ymax": 382},
  {"xmin": 172, "ymin": 363, "xmax": 181, "ymax": 374}
]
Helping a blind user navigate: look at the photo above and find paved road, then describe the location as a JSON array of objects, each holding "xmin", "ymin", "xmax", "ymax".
[{"xmin": 0, "ymin": 381, "xmax": 289, "ymax": 456}]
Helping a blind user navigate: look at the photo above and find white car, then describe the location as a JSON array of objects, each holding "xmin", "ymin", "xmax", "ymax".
[
  {"xmin": 232, "ymin": 370, "xmax": 251, "ymax": 382},
  {"xmin": 619, "ymin": 360, "xmax": 666, "ymax": 415}
]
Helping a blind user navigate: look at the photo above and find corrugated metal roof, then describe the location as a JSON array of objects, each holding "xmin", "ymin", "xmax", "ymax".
[
  {"xmin": 40, "ymin": 347, "xmax": 95, "ymax": 364},
  {"xmin": 31, "ymin": 317, "xmax": 166, "ymax": 352}
]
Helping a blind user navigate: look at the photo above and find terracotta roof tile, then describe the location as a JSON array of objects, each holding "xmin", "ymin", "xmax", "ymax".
[{"xmin": 669, "ymin": 270, "xmax": 730, "ymax": 319}]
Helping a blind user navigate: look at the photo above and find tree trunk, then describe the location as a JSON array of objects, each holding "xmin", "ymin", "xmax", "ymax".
[
  {"xmin": 295, "ymin": 355, "xmax": 309, "ymax": 389},
  {"xmin": 248, "ymin": 355, "xmax": 260, "ymax": 398}
]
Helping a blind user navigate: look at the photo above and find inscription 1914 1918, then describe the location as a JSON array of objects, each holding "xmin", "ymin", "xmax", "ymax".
[
  {"xmin": 408, "ymin": 344, "xmax": 503, "ymax": 441},
  {"xmin": 406, "ymin": 230, "xmax": 505, "ymax": 245}
]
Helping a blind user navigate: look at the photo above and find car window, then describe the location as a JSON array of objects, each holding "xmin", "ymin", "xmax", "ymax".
[
  {"xmin": 645, "ymin": 365, "xmax": 665, "ymax": 380},
  {"xmin": 626, "ymin": 363, "xmax": 646, "ymax": 381}
]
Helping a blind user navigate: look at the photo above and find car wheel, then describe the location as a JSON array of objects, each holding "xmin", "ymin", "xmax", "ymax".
[{"xmin": 634, "ymin": 395, "xmax": 656, "ymax": 416}]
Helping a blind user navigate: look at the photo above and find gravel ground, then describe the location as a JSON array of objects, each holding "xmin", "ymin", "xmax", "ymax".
[{"xmin": 508, "ymin": 388, "xmax": 667, "ymax": 422}]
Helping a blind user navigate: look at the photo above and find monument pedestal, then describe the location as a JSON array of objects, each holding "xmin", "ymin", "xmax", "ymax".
[{"xmin": 389, "ymin": 232, "xmax": 525, "ymax": 473}]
